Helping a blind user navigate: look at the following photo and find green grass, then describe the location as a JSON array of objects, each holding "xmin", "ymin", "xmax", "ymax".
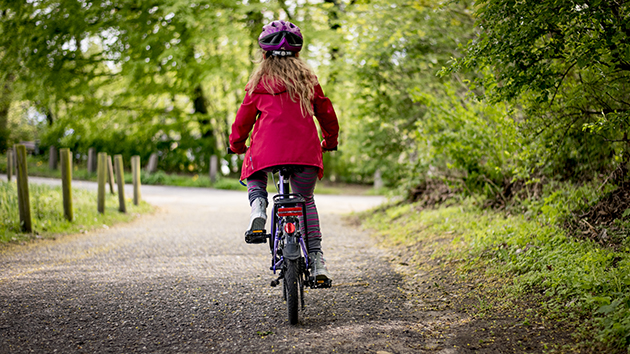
[
  {"xmin": 362, "ymin": 181, "xmax": 630, "ymax": 351},
  {"xmin": 0, "ymin": 180, "xmax": 153, "ymax": 246}
]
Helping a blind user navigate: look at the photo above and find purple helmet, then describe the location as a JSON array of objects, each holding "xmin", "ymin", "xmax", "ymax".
[{"xmin": 258, "ymin": 20, "xmax": 303, "ymax": 53}]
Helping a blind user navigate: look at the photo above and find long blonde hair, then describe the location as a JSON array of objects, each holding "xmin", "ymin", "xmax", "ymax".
[{"xmin": 247, "ymin": 50, "xmax": 317, "ymax": 117}]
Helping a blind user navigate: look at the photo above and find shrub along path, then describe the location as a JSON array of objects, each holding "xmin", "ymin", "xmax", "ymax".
[{"xmin": 0, "ymin": 180, "xmax": 575, "ymax": 353}]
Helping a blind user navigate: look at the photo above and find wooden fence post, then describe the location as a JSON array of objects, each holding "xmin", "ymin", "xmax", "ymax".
[
  {"xmin": 147, "ymin": 152, "xmax": 158, "ymax": 173},
  {"xmin": 49, "ymin": 146, "xmax": 58, "ymax": 170},
  {"xmin": 12, "ymin": 145, "xmax": 17, "ymax": 174},
  {"xmin": 231, "ymin": 155, "xmax": 238, "ymax": 173},
  {"xmin": 87, "ymin": 147, "xmax": 96, "ymax": 173},
  {"xmin": 15, "ymin": 145, "xmax": 33, "ymax": 232},
  {"xmin": 107, "ymin": 154, "xmax": 115, "ymax": 194},
  {"xmin": 374, "ymin": 169, "xmax": 384, "ymax": 190},
  {"xmin": 131, "ymin": 155, "xmax": 141, "ymax": 205},
  {"xmin": 97, "ymin": 152, "xmax": 107, "ymax": 213},
  {"xmin": 209, "ymin": 155, "xmax": 218, "ymax": 184},
  {"xmin": 60, "ymin": 148, "xmax": 73, "ymax": 221},
  {"xmin": 6, "ymin": 149, "xmax": 12, "ymax": 182},
  {"xmin": 114, "ymin": 154, "xmax": 126, "ymax": 213}
]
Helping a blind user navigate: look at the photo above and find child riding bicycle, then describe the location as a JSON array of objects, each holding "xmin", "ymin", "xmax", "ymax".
[{"xmin": 229, "ymin": 20, "xmax": 339, "ymax": 283}]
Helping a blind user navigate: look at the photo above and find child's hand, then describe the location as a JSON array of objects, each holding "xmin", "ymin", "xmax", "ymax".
[
  {"xmin": 229, "ymin": 145, "xmax": 248, "ymax": 155},
  {"xmin": 321, "ymin": 141, "xmax": 337, "ymax": 153}
]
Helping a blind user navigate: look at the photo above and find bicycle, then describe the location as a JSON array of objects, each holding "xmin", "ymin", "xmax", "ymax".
[{"xmin": 228, "ymin": 150, "xmax": 332, "ymax": 324}]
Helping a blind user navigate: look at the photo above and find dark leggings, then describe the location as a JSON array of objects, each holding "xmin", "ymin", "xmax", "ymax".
[{"xmin": 247, "ymin": 166, "xmax": 322, "ymax": 253}]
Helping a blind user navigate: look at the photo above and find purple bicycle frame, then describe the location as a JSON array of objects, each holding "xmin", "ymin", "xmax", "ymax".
[{"xmin": 271, "ymin": 170, "xmax": 310, "ymax": 274}]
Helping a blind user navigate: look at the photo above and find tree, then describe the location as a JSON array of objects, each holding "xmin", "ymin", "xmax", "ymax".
[
  {"xmin": 0, "ymin": 1, "xmax": 122, "ymax": 150},
  {"xmin": 456, "ymin": 0, "xmax": 630, "ymax": 178},
  {"xmin": 0, "ymin": 1, "xmax": 126, "ymax": 120},
  {"xmin": 0, "ymin": 0, "xmax": 341, "ymax": 174},
  {"xmin": 333, "ymin": 0, "xmax": 479, "ymax": 186},
  {"xmin": 0, "ymin": 75, "xmax": 11, "ymax": 151}
]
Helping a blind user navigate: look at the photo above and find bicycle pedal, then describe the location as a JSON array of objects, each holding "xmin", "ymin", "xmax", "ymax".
[
  {"xmin": 311, "ymin": 278, "xmax": 332, "ymax": 289},
  {"xmin": 245, "ymin": 230, "xmax": 268, "ymax": 244}
]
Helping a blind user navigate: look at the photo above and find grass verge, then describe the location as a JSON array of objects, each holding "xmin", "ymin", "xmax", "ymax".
[
  {"xmin": 361, "ymin": 181, "xmax": 630, "ymax": 352},
  {"xmin": 1, "ymin": 180, "xmax": 154, "ymax": 247}
]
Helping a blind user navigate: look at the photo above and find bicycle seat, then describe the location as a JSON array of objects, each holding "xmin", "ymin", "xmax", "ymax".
[{"xmin": 273, "ymin": 194, "xmax": 306, "ymax": 204}]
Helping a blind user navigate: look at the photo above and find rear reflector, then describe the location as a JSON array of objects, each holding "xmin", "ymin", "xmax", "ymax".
[
  {"xmin": 284, "ymin": 222, "xmax": 296, "ymax": 234},
  {"xmin": 278, "ymin": 207, "xmax": 302, "ymax": 217}
]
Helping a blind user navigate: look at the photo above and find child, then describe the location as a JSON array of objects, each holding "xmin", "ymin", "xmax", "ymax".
[{"xmin": 229, "ymin": 20, "xmax": 339, "ymax": 282}]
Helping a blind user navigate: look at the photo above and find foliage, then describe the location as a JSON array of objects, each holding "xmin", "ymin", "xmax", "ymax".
[
  {"xmin": 453, "ymin": 0, "xmax": 630, "ymax": 179},
  {"xmin": 410, "ymin": 83, "xmax": 517, "ymax": 196},
  {"xmin": 331, "ymin": 0, "xmax": 477, "ymax": 187},
  {"xmin": 0, "ymin": 180, "xmax": 153, "ymax": 244},
  {"xmin": 3, "ymin": 0, "xmax": 629, "ymax": 188},
  {"xmin": 0, "ymin": 0, "xmax": 343, "ymax": 176},
  {"xmin": 0, "ymin": 0, "xmax": 251, "ymax": 170},
  {"xmin": 333, "ymin": 0, "xmax": 525, "ymax": 198},
  {"xmin": 332, "ymin": 0, "xmax": 630, "ymax": 200}
]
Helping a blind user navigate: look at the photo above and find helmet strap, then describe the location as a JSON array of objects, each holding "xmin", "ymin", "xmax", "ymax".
[{"xmin": 267, "ymin": 50, "xmax": 296, "ymax": 57}]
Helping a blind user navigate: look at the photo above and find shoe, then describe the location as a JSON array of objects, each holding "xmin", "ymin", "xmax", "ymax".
[
  {"xmin": 246, "ymin": 197, "xmax": 267, "ymax": 233},
  {"xmin": 309, "ymin": 252, "xmax": 331, "ymax": 283}
]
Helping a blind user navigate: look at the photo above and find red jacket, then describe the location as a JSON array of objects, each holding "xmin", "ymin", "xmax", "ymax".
[{"xmin": 229, "ymin": 77, "xmax": 339, "ymax": 180}]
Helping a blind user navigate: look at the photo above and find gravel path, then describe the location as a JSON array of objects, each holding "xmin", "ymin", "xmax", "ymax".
[{"xmin": 0, "ymin": 178, "xmax": 456, "ymax": 353}]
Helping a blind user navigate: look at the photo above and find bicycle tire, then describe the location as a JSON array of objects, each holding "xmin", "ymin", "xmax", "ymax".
[
  {"xmin": 284, "ymin": 259, "xmax": 299, "ymax": 325},
  {"xmin": 299, "ymin": 270, "xmax": 305, "ymax": 309},
  {"xmin": 282, "ymin": 273, "xmax": 287, "ymax": 301}
]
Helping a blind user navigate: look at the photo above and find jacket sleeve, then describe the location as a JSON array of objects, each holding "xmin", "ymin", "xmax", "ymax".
[
  {"xmin": 313, "ymin": 84, "xmax": 339, "ymax": 150},
  {"xmin": 229, "ymin": 92, "xmax": 259, "ymax": 154}
]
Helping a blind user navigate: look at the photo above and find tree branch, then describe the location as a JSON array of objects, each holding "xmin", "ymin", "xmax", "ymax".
[{"xmin": 549, "ymin": 60, "xmax": 576, "ymax": 106}]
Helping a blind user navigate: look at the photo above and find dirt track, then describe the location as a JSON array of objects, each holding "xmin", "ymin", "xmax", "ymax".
[{"xmin": 2, "ymin": 180, "xmax": 455, "ymax": 353}]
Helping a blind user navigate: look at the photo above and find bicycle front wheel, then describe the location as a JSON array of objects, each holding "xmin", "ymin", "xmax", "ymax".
[{"xmin": 284, "ymin": 259, "xmax": 299, "ymax": 325}]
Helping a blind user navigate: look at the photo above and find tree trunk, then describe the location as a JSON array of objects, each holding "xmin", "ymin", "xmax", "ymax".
[
  {"xmin": 193, "ymin": 84, "xmax": 214, "ymax": 139},
  {"xmin": 324, "ymin": 0, "xmax": 344, "ymax": 85},
  {"xmin": 0, "ymin": 78, "xmax": 12, "ymax": 152},
  {"xmin": 45, "ymin": 107, "xmax": 54, "ymax": 126},
  {"xmin": 246, "ymin": 0, "xmax": 263, "ymax": 71},
  {"xmin": 0, "ymin": 102, "xmax": 9, "ymax": 153},
  {"xmin": 325, "ymin": 0, "xmax": 342, "ymax": 60}
]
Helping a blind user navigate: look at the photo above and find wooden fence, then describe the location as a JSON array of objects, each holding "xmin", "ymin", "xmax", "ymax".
[
  {"xmin": 5, "ymin": 145, "xmax": 142, "ymax": 232},
  {"xmin": 5, "ymin": 147, "xmax": 232, "ymax": 234}
]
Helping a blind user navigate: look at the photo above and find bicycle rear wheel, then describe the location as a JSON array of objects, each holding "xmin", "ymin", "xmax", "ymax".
[{"xmin": 284, "ymin": 259, "xmax": 299, "ymax": 325}]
